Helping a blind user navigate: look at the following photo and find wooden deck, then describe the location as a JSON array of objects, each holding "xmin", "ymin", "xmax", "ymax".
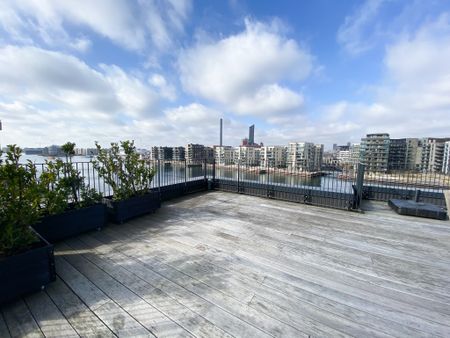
[{"xmin": 2, "ymin": 191, "xmax": 450, "ymax": 337}]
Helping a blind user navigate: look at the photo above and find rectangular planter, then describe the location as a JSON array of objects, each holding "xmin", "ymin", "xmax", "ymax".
[
  {"xmin": 33, "ymin": 204, "xmax": 107, "ymax": 243},
  {"xmin": 389, "ymin": 199, "xmax": 447, "ymax": 220},
  {"xmin": 0, "ymin": 230, "xmax": 56, "ymax": 305},
  {"xmin": 105, "ymin": 191, "xmax": 161, "ymax": 223}
]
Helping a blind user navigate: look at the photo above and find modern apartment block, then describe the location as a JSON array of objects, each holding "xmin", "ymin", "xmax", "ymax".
[
  {"xmin": 260, "ymin": 146, "xmax": 287, "ymax": 168},
  {"xmin": 233, "ymin": 146, "xmax": 260, "ymax": 166},
  {"xmin": 422, "ymin": 138, "xmax": 450, "ymax": 172},
  {"xmin": 405, "ymin": 138, "xmax": 420, "ymax": 170},
  {"xmin": 205, "ymin": 146, "xmax": 215, "ymax": 164},
  {"xmin": 215, "ymin": 146, "xmax": 234, "ymax": 165},
  {"xmin": 360, "ymin": 133, "xmax": 390, "ymax": 172},
  {"xmin": 151, "ymin": 146, "xmax": 173, "ymax": 160},
  {"xmin": 443, "ymin": 141, "xmax": 450, "ymax": 174},
  {"xmin": 360, "ymin": 134, "xmax": 450, "ymax": 173},
  {"xmin": 172, "ymin": 146, "xmax": 185, "ymax": 161},
  {"xmin": 314, "ymin": 144, "xmax": 324, "ymax": 171},
  {"xmin": 287, "ymin": 142, "xmax": 322, "ymax": 171},
  {"xmin": 350, "ymin": 144, "xmax": 361, "ymax": 166},
  {"xmin": 387, "ymin": 138, "xmax": 407, "ymax": 171},
  {"xmin": 186, "ymin": 144, "xmax": 206, "ymax": 165}
]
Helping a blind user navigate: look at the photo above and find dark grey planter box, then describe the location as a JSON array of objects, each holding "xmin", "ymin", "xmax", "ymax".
[
  {"xmin": 105, "ymin": 191, "xmax": 160, "ymax": 223},
  {"xmin": 0, "ymin": 230, "xmax": 56, "ymax": 305},
  {"xmin": 389, "ymin": 199, "xmax": 448, "ymax": 220},
  {"xmin": 33, "ymin": 204, "xmax": 107, "ymax": 243}
]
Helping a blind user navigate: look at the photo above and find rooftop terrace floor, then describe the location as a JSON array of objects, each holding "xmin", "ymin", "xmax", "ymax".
[{"xmin": 1, "ymin": 191, "xmax": 450, "ymax": 337}]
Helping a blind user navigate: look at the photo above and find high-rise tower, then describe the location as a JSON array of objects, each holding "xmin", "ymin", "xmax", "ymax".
[{"xmin": 249, "ymin": 125, "xmax": 255, "ymax": 145}]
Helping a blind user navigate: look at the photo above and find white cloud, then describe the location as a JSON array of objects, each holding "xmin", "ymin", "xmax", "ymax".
[
  {"xmin": 233, "ymin": 84, "xmax": 303, "ymax": 116},
  {"xmin": 0, "ymin": 0, "xmax": 192, "ymax": 52},
  {"xmin": 179, "ymin": 18, "xmax": 313, "ymax": 116},
  {"xmin": 337, "ymin": 0, "xmax": 386, "ymax": 55},
  {"xmin": 165, "ymin": 103, "xmax": 220, "ymax": 124},
  {"xmin": 99, "ymin": 64, "xmax": 160, "ymax": 117},
  {"xmin": 149, "ymin": 74, "xmax": 177, "ymax": 100},
  {"xmin": 320, "ymin": 14, "xmax": 450, "ymax": 143},
  {"xmin": 0, "ymin": 45, "xmax": 179, "ymax": 147}
]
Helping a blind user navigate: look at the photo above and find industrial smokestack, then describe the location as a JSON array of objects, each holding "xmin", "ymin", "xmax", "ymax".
[{"xmin": 220, "ymin": 118, "xmax": 223, "ymax": 147}]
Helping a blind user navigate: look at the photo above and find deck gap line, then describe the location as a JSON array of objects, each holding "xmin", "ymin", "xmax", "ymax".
[
  {"xmin": 23, "ymin": 297, "xmax": 46, "ymax": 338},
  {"xmin": 110, "ymin": 241, "xmax": 278, "ymax": 338},
  {"xmin": 73, "ymin": 235, "xmax": 238, "ymax": 338},
  {"xmin": 43, "ymin": 287, "xmax": 81, "ymax": 338},
  {"xmin": 53, "ymin": 276, "xmax": 119, "ymax": 338},
  {"xmin": 0, "ymin": 308, "xmax": 13, "ymax": 338},
  {"xmin": 64, "ymin": 238, "xmax": 196, "ymax": 338},
  {"xmin": 57, "ymin": 255, "xmax": 155, "ymax": 337}
]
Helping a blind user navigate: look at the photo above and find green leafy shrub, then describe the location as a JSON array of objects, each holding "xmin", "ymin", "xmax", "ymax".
[
  {"xmin": 39, "ymin": 142, "xmax": 102, "ymax": 215},
  {"xmin": 93, "ymin": 140, "xmax": 156, "ymax": 200},
  {"xmin": 0, "ymin": 145, "xmax": 41, "ymax": 257}
]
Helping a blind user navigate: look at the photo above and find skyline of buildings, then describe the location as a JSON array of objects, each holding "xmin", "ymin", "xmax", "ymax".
[{"xmin": 8, "ymin": 125, "xmax": 450, "ymax": 174}]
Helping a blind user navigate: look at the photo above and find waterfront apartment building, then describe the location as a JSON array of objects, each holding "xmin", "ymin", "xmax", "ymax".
[
  {"xmin": 151, "ymin": 146, "xmax": 173, "ymax": 161},
  {"xmin": 186, "ymin": 144, "xmax": 205, "ymax": 165},
  {"xmin": 314, "ymin": 144, "xmax": 324, "ymax": 170},
  {"xmin": 388, "ymin": 138, "xmax": 407, "ymax": 171},
  {"xmin": 360, "ymin": 133, "xmax": 390, "ymax": 172},
  {"xmin": 443, "ymin": 141, "xmax": 450, "ymax": 174},
  {"xmin": 424, "ymin": 138, "xmax": 450, "ymax": 172},
  {"xmin": 405, "ymin": 138, "xmax": 420, "ymax": 170},
  {"xmin": 205, "ymin": 146, "xmax": 215, "ymax": 164},
  {"xmin": 360, "ymin": 134, "xmax": 450, "ymax": 173},
  {"xmin": 336, "ymin": 150, "xmax": 350, "ymax": 163},
  {"xmin": 172, "ymin": 146, "xmax": 185, "ymax": 161},
  {"xmin": 287, "ymin": 142, "xmax": 321, "ymax": 171},
  {"xmin": 24, "ymin": 148, "xmax": 44, "ymax": 155},
  {"xmin": 214, "ymin": 146, "xmax": 234, "ymax": 165},
  {"xmin": 350, "ymin": 144, "xmax": 361, "ymax": 166},
  {"xmin": 233, "ymin": 146, "xmax": 260, "ymax": 166},
  {"xmin": 260, "ymin": 146, "xmax": 287, "ymax": 168},
  {"xmin": 42, "ymin": 145, "xmax": 62, "ymax": 157}
]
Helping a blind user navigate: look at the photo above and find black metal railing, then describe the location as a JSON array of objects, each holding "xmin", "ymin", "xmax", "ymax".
[
  {"xmin": 31, "ymin": 159, "xmax": 209, "ymax": 202},
  {"xmin": 26, "ymin": 157, "xmax": 450, "ymax": 210},
  {"xmin": 360, "ymin": 164, "xmax": 449, "ymax": 207},
  {"xmin": 210, "ymin": 159, "xmax": 358, "ymax": 210}
]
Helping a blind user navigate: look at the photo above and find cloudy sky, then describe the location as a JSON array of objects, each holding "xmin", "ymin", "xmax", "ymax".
[{"xmin": 1, "ymin": 0, "xmax": 450, "ymax": 149}]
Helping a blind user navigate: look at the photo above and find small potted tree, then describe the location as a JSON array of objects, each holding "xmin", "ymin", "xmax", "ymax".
[
  {"xmin": 93, "ymin": 140, "xmax": 159, "ymax": 223},
  {"xmin": 0, "ymin": 145, "xmax": 55, "ymax": 304},
  {"xmin": 33, "ymin": 142, "xmax": 106, "ymax": 243}
]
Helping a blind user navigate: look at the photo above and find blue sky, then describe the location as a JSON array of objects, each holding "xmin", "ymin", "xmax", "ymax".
[{"xmin": 1, "ymin": 0, "xmax": 450, "ymax": 149}]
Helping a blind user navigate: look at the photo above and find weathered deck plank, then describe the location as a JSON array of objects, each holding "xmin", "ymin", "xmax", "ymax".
[
  {"xmin": 66, "ymin": 237, "xmax": 230, "ymax": 338},
  {"xmin": 0, "ymin": 311, "xmax": 11, "ymax": 338},
  {"xmin": 45, "ymin": 277, "xmax": 116, "ymax": 338},
  {"xmin": 83, "ymin": 230, "xmax": 309, "ymax": 338},
  {"xmin": 2, "ymin": 299, "xmax": 44, "ymax": 338},
  {"xmin": 60, "ymin": 240, "xmax": 194, "ymax": 338},
  {"xmin": 55, "ymin": 256, "xmax": 151, "ymax": 337},
  {"xmin": 2, "ymin": 191, "xmax": 450, "ymax": 337},
  {"xmin": 25, "ymin": 291, "xmax": 79, "ymax": 338},
  {"xmin": 98, "ymin": 215, "xmax": 445, "ymax": 338}
]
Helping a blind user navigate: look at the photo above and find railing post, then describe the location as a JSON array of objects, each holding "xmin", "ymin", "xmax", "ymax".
[
  {"xmin": 184, "ymin": 159, "xmax": 187, "ymax": 192},
  {"xmin": 354, "ymin": 163, "xmax": 365, "ymax": 209},
  {"xmin": 157, "ymin": 159, "xmax": 161, "ymax": 196},
  {"xmin": 204, "ymin": 158, "xmax": 207, "ymax": 181},
  {"xmin": 212, "ymin": 158, "xmax": 216, "ymax": 184},
  {"xmin": 237, "ymin": 161, "xmax": 240, "ymax": 193},
  {"xmin": 266, "ymin": 158, "xmax": 270, "ymax": 198}
]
